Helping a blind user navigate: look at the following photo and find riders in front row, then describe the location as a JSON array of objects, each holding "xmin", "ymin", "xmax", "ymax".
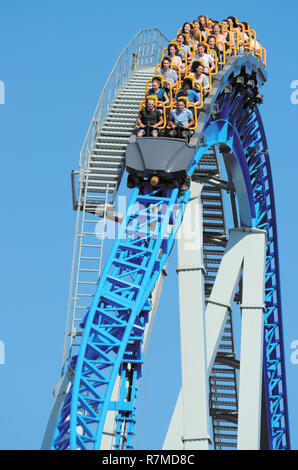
[{"xmin": 135, "ymin": 79, "xmax": 198, "ymax": 141}]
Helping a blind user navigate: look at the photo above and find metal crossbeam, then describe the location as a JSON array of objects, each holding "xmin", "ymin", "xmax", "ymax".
[
  {"xmin": 51, "ymin": 186, "xmax": 190, "ymax": 450},
  {"xmin": 44, "ymin": 27, "xmax": 290, "ymax": 451}
]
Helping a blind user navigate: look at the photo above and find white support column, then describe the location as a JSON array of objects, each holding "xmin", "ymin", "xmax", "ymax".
[
  {"xmin": 175, "ymin": 182, "xmax": 211, "ymax": 450},
  {"xmin": 40, "ymin": 368, "xmax": 73, "ymax": 449},
  {"xmin": 163, "ymin": 388, "xmax": 184, "ymax": 450},
  {"xmin": 237, "ymin": 229, "xmax": 266, "ymax": 450},
  {"xmin": 164, "ymin": 227, "xmax": 267, "ymax": 450},
  {"xmin": 205, "ymin": 229, "xmax": 245, "ymax": 375}
]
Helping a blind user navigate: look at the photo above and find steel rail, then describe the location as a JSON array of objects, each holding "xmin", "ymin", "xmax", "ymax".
[
  {"xmin": 50, "ymin": 34, "xmax": 290, "ymax": 450},
  {"xmin": 61, "ymin": 28, "xmax": 169, "ymax": 376},
  {"xmin": 78, "ymin": 28, "xmax": 169, "ymax": 171}
]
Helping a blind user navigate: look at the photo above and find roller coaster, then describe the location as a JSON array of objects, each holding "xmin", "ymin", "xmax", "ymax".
[{"xmin": 42, "ymin": 17, "xmax": 290, "ymax": 451}]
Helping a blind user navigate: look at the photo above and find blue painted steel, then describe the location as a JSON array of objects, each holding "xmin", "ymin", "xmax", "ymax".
[
  {"xmin": 51, "ymin": 52, "xmax": 289, "ymax": 450},
  {"xmin": 191, "ymin": 85, "xmax": 290, "ymax": 449},
  {"xmin": 52, "ymin": 185, "xmax": 190, "ymax": 450},
  {"xmin": 254, "ymin": 107, "xmax": 290, "ymax": 450}
]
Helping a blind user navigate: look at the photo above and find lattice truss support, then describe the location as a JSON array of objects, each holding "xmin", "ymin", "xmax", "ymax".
[
  {"xmin": 44, "ymin": 54, "xmax": 290, "ymax": 451},
  {"xmin": 188, "ymin": 77, "xmax": 290, "ymax": 449},
  {"xmin": 50, "ymin": 185, "xmax": 190, "ymax": 450}
]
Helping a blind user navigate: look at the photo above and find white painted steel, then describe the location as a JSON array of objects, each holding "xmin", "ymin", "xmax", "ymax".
[
  {"xmin": 176, "ymin": 183, "xmax": 211, "ymax": 450},
  {"xmin": 40, "ymin": 367, "xmax": 73, "ymax": 449},
  {"xmin": 164, "ymin": 227, "xmax": 267, "ymax": 450},
  {"xmin": 237, "ymin": 228, "xmax": 267, "ymax": 450}
]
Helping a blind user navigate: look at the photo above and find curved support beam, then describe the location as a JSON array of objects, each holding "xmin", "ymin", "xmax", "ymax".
[
  {"xmin": 50, "ymin": 34, "xmax": 289, "ymax": 451},
  {"xmin": 164, "ymin": 228, "xmax": 267, "ymax": 450}
]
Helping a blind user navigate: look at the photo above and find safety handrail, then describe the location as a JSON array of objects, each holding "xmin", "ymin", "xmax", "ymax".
[
  {"xmin": 192, "ymin": 28, "xmax": 204, "ymax": 43},
  {"xmin": 205, "ymin": 46, "xmax": 219, "ymax": 75},
  {"xmin": 243, "ymin": 30, "xmax": 253, "ymax": 52},
  {"xmin": 137, "ymin": 96, "xmax": 167, "ymax": 129},
  {"xmin": 231, "ymin": 29, "xmax": 241, "ymax": 51},
  {"xmin": 249, "ymin": 29, "xmax": 258, "ymax": 51},
  {"xmin": 145, "ymin": 77, "xmax": 173, "ymax": 107},
  {"xmin": 181, "ymin": 77, "xmax": 204, "ymax": 108},
  {"xmin": 175, "ymin": 77, "xmax": 204, "ymax": 109},
  {"xmin": 139, "ymin": 24, "xmax": 268, "ymax": 139},
  {"xmin": 168, "ymin": 99, "xmax": 198, "ymax": 130},
  {"xmin": 261, "ymin": 47, "xmax": 267, "ymax": 66},
  {"xmin": 216, "ymin": 40, "xmax": 226, "ymax": 65},
  {"xmin": 174, "ymin": 38, "xmax": 193, "ymax": 60},
  {"xmin": 222, "ymin": 29, "xmax": 234, "ymax": 54},
  {"xmin": 78, "ymin": 28, "xmax": 169, "ymax": 170},
  {"xmin": 160, "ymin": 47, "xmax": 187, "ymax": 74},
  {"xmin": 171, "ymin": 63, "xmax": 182, "ymax": 83},
  {"xmin": 235, "ymin": 20, "xmax": 246, "ymax": 43},
  {"xmin": 186, "ymin": 63, "xmax": 212, "ymax": 93},
  {"xmin": 176, "ymin": 47, "xmax": 187, "ymax": 73},
  {"xmin": 161, "ymin": 46, "xmax": 187, "ymax": 72},
  {"xmin": 154, "ymin": 63, "xmax": 181, "ymax": 88}
]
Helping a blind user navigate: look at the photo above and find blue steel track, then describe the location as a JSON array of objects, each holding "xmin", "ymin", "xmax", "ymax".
[{"xmin": 51, "ymin": 53, "xmax": 290, "ymax": 450}]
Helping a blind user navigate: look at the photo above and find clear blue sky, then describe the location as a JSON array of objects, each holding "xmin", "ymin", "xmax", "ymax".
[{"xmin": 0, "ymin": 0, "xmax": 297, "ymax": 450}]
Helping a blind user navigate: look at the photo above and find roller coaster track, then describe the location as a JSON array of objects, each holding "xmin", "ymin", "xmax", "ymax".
[{"xmin": 45, "ymin": 27, "xmax": 290, "ymax": 451}]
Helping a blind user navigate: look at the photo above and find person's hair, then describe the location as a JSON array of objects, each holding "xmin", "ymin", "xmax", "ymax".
[
  {"xmin": 197, "ymin": 15, "xmax": 207, "ymax": 30},
  {"xmin": 206, "ymin": 35, "xmax": 219, "ymax": 58},
  {"xmin": 182, "ymin": 22, "xmax": 193, "ymax": 34},
  {"xmin": 146, "ymin": 96, "xmax": 156, "ymax": 106},
  {"xmin": 161, "ymin": 56, "xmax": 171, "ymax": 67},
  {"xmin": 152, "ymin": 76, "xmax": 162, "ymax": 86},
  {"xmin": 207, "ymin": 35, "xmax": 217, "ymax": 44},
  {"xmin": 221, "ymin": 19, "xmax": 229, "ymax": 30},
  {"xmin": 242, "ymin": 21, "xmax": 249, "ymax": 30},
  {"xmin": 177, "ymin": 97, "xmax": 187, "ymax": 106},
  {"xmin": 197, "ymin": 43, "xmax": 206, "ymax": 51},
  {"xmin": 167, "ymin": 43, "xmax": 178, "ymax": 55},
  {"xmin": 228, "ymin": 16, "xmax": 237, "ymax": 28},
  {"xmin": 176, "ymin": 33, "xmax": 188, "ymax": 44},
  {"xmin": 191, "ymin": 60, "xmax": 204, "ymax": 73},
  {"xmin": 212, "ymin": 23, "xmax": 222, "ymax": 33},
  {"xmin": 182, "ymin": 77, "xmax": 193, "ymax": 90}
]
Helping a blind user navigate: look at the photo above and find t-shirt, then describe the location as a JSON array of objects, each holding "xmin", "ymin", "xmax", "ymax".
[
  {"xmin": 178, "ymin": 45, "xmax": 191, "ymax": 58},
  {"xmin": 139, "ymin": 107, "xmax": 162, "ymax": 126},
  {"xmin": 191, "ymin": 53, "xmax": 214, "ymax": 68},
  {"xmin": 170, "ymin": 108, "xmax": 193, "ymax": 126},
  {"xmin": 215, "ymin": 34, "xmax": 226, "ymax": 51},
  {"xmin": 170, "ymin": 55, "xmax": 184, "ymax": 69},
  {"xmin": 189, "ymin": 72, "xmax": 210, "ymax": 90},
  {"xmin": 156, "ymin": 68, "xmax": 178, "ymax": 85},
  {"xmin": 175, "ymin": 89, "xmax": 201, "ymax": 103},
  {"xmin": 148, "ymin": 87, "xmax": 166, "ymax": 101},
  {"xmin": 208, "ymin": 47, "xmax": 220, "ymax": 61}
]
